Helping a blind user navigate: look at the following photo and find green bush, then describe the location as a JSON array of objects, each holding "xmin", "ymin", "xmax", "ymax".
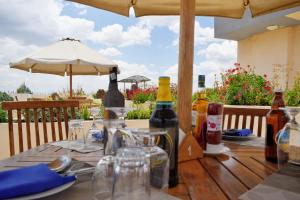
[
  {"xmin": 17, "ymin": 83, "xmax": 33, "ymax": 94},
  {"xmin": 285, "ymin": 76, "xmax": 300, "ymax": 106},
  {"xmin": 0, "ymin": 92, "xmax": 13, "ymax": 102},
  {"xmin": 81, "ymin": 105, "xmax": 90, "ymax": 120},
  {"xmin": 126, "ymin": 109, "xmax": 151, "ymax": 119},
  {"xmin": 0, "ymin": 107, "xmax": 7, "ymax": 123},
  {"xmin": 133, "ymin": 92, "xmax": 149, "ymax": 104}
]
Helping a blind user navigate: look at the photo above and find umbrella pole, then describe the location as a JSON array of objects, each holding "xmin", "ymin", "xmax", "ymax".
[
  {"xmin": 70, "ymin": 64, "xmax": 73, "ymax": 97},
  {"xmin": 177, "ymin": 0, "xmax": 195, "ymax": 134}
]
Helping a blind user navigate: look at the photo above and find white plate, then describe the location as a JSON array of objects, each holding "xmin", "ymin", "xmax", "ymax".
[
  {"xmin": 8, "ymin": 180, "xmax": 76, "ymax": 200},
  {"xmin": 222, "ymin": 134, "xmax": 256, "ymax": 141},
  {"xmin": 204, "ymin": 146, "xmax": 230, "ymax": 156}
]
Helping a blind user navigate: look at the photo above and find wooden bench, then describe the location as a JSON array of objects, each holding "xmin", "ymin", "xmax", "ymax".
[
  {"xmin": 2, "ymin": 101, "xmax": 79, "ymax": 156},
  {"xmin": 222, "ymin": 106, "xmax": 270, "ymax": 137}
]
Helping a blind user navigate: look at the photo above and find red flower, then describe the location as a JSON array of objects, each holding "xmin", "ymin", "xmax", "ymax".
[{"xmin": 264, "ymin": 86, "xmax": 271, "ymax": 91}]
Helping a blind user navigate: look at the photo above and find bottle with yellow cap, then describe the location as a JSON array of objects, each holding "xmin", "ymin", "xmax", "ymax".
[
  {"xmin": 149, "ymin": 76, "xmax": 179, "ymax": 188},
  {"xmin": 192, "ymin": 75, "xmax": 208, "ymax": 150}
]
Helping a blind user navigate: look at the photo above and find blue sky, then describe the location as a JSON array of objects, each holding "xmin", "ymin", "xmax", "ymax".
[{"xmin": 0, "ymin": 0, "xmax": 237, "ymax": 94}]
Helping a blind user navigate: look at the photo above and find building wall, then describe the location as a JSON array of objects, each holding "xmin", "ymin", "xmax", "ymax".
[{"xmin": 237, "ymin": 25, "xmax": 300, "ymax": 89}]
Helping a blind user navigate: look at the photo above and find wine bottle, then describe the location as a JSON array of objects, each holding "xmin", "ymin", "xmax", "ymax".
[
  {"xmin": 149, "ymin": 77, "xmax": 179, "ymax": 188},
  {"xmin": 265, "ymin": 91, "xmax": 289, "ymax": 163},
  {"xmin": 103, "ymin": 67, "xmax": 124, "ymax": 107}
]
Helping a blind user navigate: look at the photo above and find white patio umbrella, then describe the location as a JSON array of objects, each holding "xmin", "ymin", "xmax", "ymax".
[
  {"xmin": 69, "ymin": 0, "xmax": 300, "ymax": 133},
  {"xmin": 10, "ymin": 38, "xmax": 118, "ymax": 97}
]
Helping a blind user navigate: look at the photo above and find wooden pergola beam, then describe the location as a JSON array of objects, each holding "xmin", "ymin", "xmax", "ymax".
[{"xmin": 177, "ymin": 0, "xmax": 195, "ymax": 134}]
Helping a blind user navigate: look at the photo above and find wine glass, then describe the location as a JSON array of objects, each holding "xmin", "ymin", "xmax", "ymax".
[{"xmin": 86, "ymin": 107, "xmax": 104, "ymax": 147}]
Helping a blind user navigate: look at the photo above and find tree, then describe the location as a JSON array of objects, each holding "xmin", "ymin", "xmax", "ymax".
[{"xmin": 17, "ymin": 83, "xmax": 32, "ymax": 94}]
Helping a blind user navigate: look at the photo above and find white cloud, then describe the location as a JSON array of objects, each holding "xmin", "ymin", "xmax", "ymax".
[
  {"xmin": 90, "ymin": 24, "xmax": 152, "ymax": 47},
  {"xmin": 78, "ymin": 9, "xmax": 87, "ymax": 16},
  {"xmin": 0, "ymin": 0, "xmax": 95, "ymax": 45},
  {"xmin": 99, "ymin": 47, "xmax": 122, "ymax": 57},
  {"xmin": 198, "ymin": 40, "xmax": 237, "ymax": 63},
  {"xmin": 0, "ymin": 37, "xmax": 40, "ymax": 65},
  {"xmin": 115, "ymin": 60, "xmax": 158, "ymax": 81},
  {"xmin": 163, "ymin": 40, "xmax": 237, "ymax": 91}
]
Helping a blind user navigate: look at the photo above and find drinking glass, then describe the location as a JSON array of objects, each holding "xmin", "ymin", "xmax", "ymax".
[
  {"xmin": 96, "ymin": 119, "xmax": 126, "ymax": 155},
  {"xmin": 130, "ymin": 128, "xmax": 169, "ymax": 190},
  {"xmin": 92, "ymin": 147, "xmax": 150, "ymax": 200},
  {"xmin": 277, "ymin": 107, "xmax": 300, "ymax": 168},
  {"xmin": 68, "ymin": 119, "xmax": 84, "ymax": 155}
]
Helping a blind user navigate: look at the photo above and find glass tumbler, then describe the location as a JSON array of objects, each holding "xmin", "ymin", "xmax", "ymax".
[
  {"xmin": 113, "ymin": 147, "xmax": 150, "ymax": 200},
  {"xmin": 68, "ymin": 120, "xmax": 84, "ymax": 146},
  {"xmin": 92, "ymin": 147, "xmax": 150, "ymax": 200}
]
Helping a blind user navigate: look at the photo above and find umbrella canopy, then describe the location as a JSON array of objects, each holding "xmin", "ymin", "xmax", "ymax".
[
  {"xmin": 10, "ymin": 38, "xmax": 117, "ymax": 76},
  {"xmin": 119, "ymin": 75, "xmax": 150, "ymax": 83},
  {"xmin": 10, "ymin": 38, "xmax": 118, "ymax": 97},
  {"xmin": 69, "ymin": 0, "xmax": 300, "ymax": 133},
  {"xmin": 69, "ymin": 0, "xmax": 300, "ymax": 18}
]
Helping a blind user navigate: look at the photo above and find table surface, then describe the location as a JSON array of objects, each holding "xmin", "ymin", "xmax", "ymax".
[{"xmin": 0, "ymin": 142, "xmax": 278, "ymax": 200}]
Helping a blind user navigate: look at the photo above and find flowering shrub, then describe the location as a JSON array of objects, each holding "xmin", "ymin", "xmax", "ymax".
[
  {"xmin": 202, "ymin": 64, "xmax": 273, "ymax": 106},
  {"xmin": 127, "ymin": 87, "xmax": 157, "ymax": 103}
]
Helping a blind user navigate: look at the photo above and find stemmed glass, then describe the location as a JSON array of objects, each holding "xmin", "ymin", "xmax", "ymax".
[{"xmin": 86, "ymin": 107, "xmax": 104, "ymax": 144}]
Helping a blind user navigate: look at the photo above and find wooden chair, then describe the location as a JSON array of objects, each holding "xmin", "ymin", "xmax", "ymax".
[
  {"xmin": 2, "ymin": 101, "xmax": 79, "ymax": 156},
  {"xmin": 222, "ymin": 106, "xmax": 269, "ymax": 137}
]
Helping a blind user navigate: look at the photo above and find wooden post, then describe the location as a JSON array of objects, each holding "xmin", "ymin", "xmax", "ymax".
[
  {"xmin": 70, "ymin": 64, "xmax": 73, "ymax": 97},
  {"xmin": 177, "ymin": 0, "xmax": 195, "ymax": 134}
]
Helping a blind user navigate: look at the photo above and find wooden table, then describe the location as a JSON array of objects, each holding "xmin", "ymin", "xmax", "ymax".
[{"xmin": 0, "ymin": 142, "xmax": 277, "ymax": 200}]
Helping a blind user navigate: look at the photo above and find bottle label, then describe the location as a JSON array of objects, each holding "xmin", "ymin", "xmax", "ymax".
[
  {"xmin": 110, "ymin": 73, "xmax": 116, "ymax": 80},
  {"xmin": 207, "ymin": 115, "xmax": 222, "ymax": 131},
  {"xmin": 192, "ymin": 111, "xmax": 197, "ymax": 127}
]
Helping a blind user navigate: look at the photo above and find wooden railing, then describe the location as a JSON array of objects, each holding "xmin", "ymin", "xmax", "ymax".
[
  {"xmin": 2, "ymin": 101, "xmax": 79, "ymax": 156},
  {"xmin": 222, "ymin": 106, "xmax": 269, "ymax": 137}
]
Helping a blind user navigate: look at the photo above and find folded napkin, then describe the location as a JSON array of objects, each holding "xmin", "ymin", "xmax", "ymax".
[
  {"xmin": 224, "ymin": 129, "xmax": 252, "ymax": 136},
  {"xmin": 0, "ymin": 164, "xmax": 76, "ymax": 199}
]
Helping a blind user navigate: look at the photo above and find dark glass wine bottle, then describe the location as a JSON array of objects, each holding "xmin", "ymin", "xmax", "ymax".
[
  {"xmin": 265, "ymin": 91, "xmax": 289, "ymax": 163},
  {"xmin": 103, "ymin": 67, "xmax": 124, "ymax": 119},
  {"xmin": 103, "ymin": 67, "xmax": 124, "ymax": 107},
  {"xmin": 149, "ymin": 77, "xmax": 179, "ymax": 188}
]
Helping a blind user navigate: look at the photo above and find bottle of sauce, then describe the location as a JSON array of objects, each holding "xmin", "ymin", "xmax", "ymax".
[
  {"xmin": 206, "ymin": 103, "xmax": 223, "ymax": 145},
  {"xmin": 265, "ymin": 91, "xmax": 289, "ymax": 163},
  {"xmin": 149, "ymin": 77, "xmax": 179, "ymax": 188},
  {"xmin": 192, "ymin": 92, "xmax": 208, "ymax": 150}
]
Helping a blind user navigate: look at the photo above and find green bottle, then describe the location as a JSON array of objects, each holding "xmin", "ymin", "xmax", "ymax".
[{"xmin": 149, "ymin": 77, "xmax": 179, "ymax": 188}]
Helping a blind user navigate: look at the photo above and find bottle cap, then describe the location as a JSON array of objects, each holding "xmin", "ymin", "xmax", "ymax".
[{"xmin": 157, "ymin": 77, "xmax": 172, "ymax": 102}]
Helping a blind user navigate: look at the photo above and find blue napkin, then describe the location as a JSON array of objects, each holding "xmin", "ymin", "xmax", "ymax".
[
  {"xmin": 0, "ymin": 164, "xmax": 76, "ymax": 199},
  {"xmin": 224, "ymin": 129, "xmax": 253, "ymax": 136}
]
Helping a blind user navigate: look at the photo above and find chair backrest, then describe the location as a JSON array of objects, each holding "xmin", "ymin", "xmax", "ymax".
[
  {"xmin": 222, "ymin": 106, "xmax": 269, "ymax": 137},
  {"xmin": 2, "ymin": 101, "xmax": 79, "ymax": 156}
]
